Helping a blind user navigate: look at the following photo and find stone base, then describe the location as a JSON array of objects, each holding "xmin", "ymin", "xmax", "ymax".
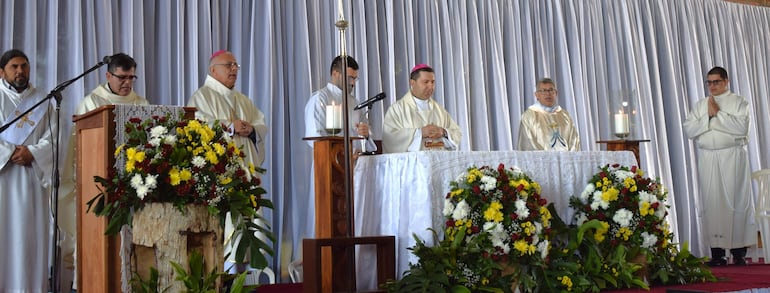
[{"xmin": 131, "ymin": 203, "xmax": 224, "ymax": 292}]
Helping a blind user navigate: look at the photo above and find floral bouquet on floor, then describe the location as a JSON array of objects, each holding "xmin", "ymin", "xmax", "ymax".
[
  {"xmin": 569, "ymin": 164, "xmax": 669, "ymax": 254},
  {"xmin": 87, "ymin": 114, "xmax": 274, "ymax": 267},
  {"xmin": 441, "ymin": 164, "xmax": 552, "ymax": 290}
]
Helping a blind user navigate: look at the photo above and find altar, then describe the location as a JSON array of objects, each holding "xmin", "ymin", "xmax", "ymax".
[{"xmin": 353, "ymin": 150, "xmax": 637, "ymax": 277}]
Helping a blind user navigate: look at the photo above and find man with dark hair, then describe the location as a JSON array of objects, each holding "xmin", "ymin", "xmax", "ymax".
[
  {"xmin": 517, "ymin": 78, "xmax": 580, "ymax": 151},
  {"xmin": 296, "ymin": 55, "xmax": 375, "ymax": 256},
  {"xmin": 684, "ymin": 66, "xmax": 755, "ymax": 266},
  {"xmin": 382, "ymin": 63, "xmax": 461, "ymax": 153},
  {"xmin": 0, "ymin": 49, "xmax": 56, "ymax": 291},
  {"xmin": 58, "ymin": 52, "xmax": 150, "ymax": 290},
  {"xmin": 304, "ymin": 55, "xmax": 374, "ymax": 148}
]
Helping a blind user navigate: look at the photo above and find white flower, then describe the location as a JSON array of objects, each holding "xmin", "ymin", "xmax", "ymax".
[
  {"xmin": 443, "ymin": 198, "xmax": 455, "ymax": 217},
  {"xmin": 590, "ymin": 190, "xmax": 609, "ymax": 210},
  {"xmin": 452, "ymin": 200, "xmax": 470, "ymax": 220},
  {"xmin": 149, "ymin": 125, "xmax": 168, "ymax": 138},
  {"xmin": 613, "ymin": 170, "xmax": 635, "ymax": 183},
  {"xmin": 148, "ymin": 137, "xmax": 162, "ymax": 147},
  {"xmin": 579, "ymin": 184, "xmax": 595, "ymax": 202},
  {"xmin": 640, "ymin": 232, "xmax": 658, "ymax": 249},
  {"xmin": 638, "ymin": 191, "xmax": 657, "ymax": 205},
  {"xmin": 130, "ymin": 173, "xmax": 144, "ymax": 190},
  {"xmin": 480, "ymin": 175, "xmax": 497, "ymax": 191},
  {"xmin": 135, "ymin": 185, "xmax": 150, "ymax": 200},
  {"xmin": 164, "ymin": 134, "xmax": 177, "ymax": 145},
  {"xmin": 192, "ymin": 156, "xmax": 207, "ymax": 168},
  {"xmin": 515, "ymin": 199, "xmax": 530, "ymax": 218},
  {"xmin": 537, "ymin": 239, "xmax": 549, "ymax": 259},
  {"xmin": 613, "ymin": 208, "xmax": 633, "ymax": 227},
  {"xmin": 144, "ymin": 174, "xmax": 158, "ymax": 189},
  {"xmin": 575, "ymin": 214, "xmax": 588, "ymax": 226}
]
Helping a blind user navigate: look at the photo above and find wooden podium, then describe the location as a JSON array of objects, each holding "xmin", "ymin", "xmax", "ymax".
[
  {"xmin": 302, "ymin": 136, "xmax": 395, "ymax": 293},
  {"xmin": 73, "ymin": 105, "xmax": 195, "ymax": 292}
]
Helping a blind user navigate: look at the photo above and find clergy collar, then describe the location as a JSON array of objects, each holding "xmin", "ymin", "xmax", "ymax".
[
  {"xmin": 411, "ymin": 94, "xmax": 431, "ymax": 111},
  {"xmin": 2, "ymin": 78, "xmax": 28, "ymax": 93},
  {"xmin": 531, "ymin": 101, "xmax": 561, "ymax": 113}
]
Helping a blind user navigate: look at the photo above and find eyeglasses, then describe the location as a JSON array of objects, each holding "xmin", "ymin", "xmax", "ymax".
[
  {"xmin": 537, "ymin": 89, "xmax": 557, "ymax": 94},
  {"xmin": 705, "ymin": 79, "xmax": 724, "ymax": 86},
  {"xmin": 110, "ymin": 72, "xmax": 138, "ymax": 81},
  {"xmin": 213, "ymin": 62, "xmax": 241, "ymax": 70}
]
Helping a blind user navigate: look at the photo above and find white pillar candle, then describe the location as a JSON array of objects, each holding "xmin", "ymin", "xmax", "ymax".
[
  {"xmin": 338, "ymin": 0, "xmax": 344, "ymax": 19},
  {"xmin": 614, "ymin": 111, "xmax": 629, "ymax": 135},
  {"xmin": 325, "ymin": 101, "xmax": 342, "ymax": 130}
]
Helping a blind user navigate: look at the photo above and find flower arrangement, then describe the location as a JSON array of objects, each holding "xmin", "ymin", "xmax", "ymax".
[
  {"xmin": 569, "ymin": 164, "xmax": 669, "ymax": 253},
  {"xmin": 441, "ymin": 164, "xmax": 552, "ymax": 290},
  {"xmin": 87, "ymin": 114, "xmax": 273, "ymax": 267}
]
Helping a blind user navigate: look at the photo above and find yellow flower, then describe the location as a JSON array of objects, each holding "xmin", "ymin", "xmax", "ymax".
[
  {"xmin": 466, "ymin": 168, "xmax": 482, "ymax": 183},
  {"xmin": 180, "ymin": 169, "xmax": 192, "ymax": 181},
  {"xmin": 540, "ymin": 206, "xmax": 552, "ymax": 227},
  {"xmin": 220, "ymin": 176, "xmax": 233, "ymax": 185},
  {"xmin": 126, "ymin": 147, "xmax": 146, "ymax": 163},
  {"xmin": 558, "ymin": 275, "xmax": 573, "ymax": 289},
  {"xmin": 481, "ymin": 278, "xmax": 489, "ymax": 285},
  {"xmin": 639, "ymin": 201, "xmax": 652, "ymax": 216},
  {"xmin": 615, "ymin": 227, "xmax": 633, "ymax": 241},
  {"xmin": 213, "ymin": 142, "xmax": 225, "ymax": 155},
  {"xmin": 250, "ymin": 194, "xmax": 258, "ymax": 207},
  {"xmin": 205, "ymin": 150, "xmax": 219, "ymax": 164},
  {"xmin": 514, "ymin": 239, "xmax": 534, "ymax": 255},
  {"xmin": 169, "ymin": 168, "xmax": 182, "ymax": 186},
  {"xmin": 601, "ymin": 187, "xmax": 619, "ymax": 202},
  {"xmin": 114, "ymin": 144, "xmax": 124, "ymax": 157},
  {"xmin": 595, "ymin": 221, "xmax": 610, "ymax": 242},
  {"xmin": 483, "ymin": 201, "xmax": 504, "ymax": 222},
  {"xmin": 521, "ymin": 221, "xmax": 536, "ymax": 236},
  {"xmin": 450, "ymin": 189, "xmax": 464, "ymax": 198}
]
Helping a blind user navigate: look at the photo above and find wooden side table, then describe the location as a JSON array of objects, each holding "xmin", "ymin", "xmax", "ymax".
[{"xmin": 596, "ymin": 139, "xmax": 650, "ymax": 166}]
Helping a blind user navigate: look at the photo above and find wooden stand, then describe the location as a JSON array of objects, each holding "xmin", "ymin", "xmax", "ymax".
[
  {"xmin": 596, "ymin": 139, "xmax": 650, "ymax": 166},
  {"xmin": 302, "ymin": 136, "xmax": 356, "ymax": 292},
  {"xmin": 302, "ymin": 136, "xmax": 395, "ymax": 292},
  {"xmin": 74, "ymin": 105, "xmax": 195, "ymax": 292}
]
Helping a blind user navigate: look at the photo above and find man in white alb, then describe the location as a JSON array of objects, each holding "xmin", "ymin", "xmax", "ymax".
[
  {"xmin": 683, "ymin": 66, "xmax": 755, "ymax": 266},
  {"xmin": 59, "ymin": 53, "xmax": 149, "ymax": 290},
  {"xmin": 0, "ymin": 49, "xmax": 56, "ymax": 292},
  {"xmin": 382, "ymin": 64, "xmax": 461, "ymax": 153}
]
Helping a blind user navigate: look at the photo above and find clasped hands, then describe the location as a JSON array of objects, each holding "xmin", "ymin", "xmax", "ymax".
[
  {"xmin": 10, "ymin": 145, "xmax": 33, "ymax": 166},
  {"xmin": 707, "ymin": 96, "xmax": 720, "ymax": 118},
  {"xmin": 228, "ymin": 119, "xmax": 253, "ymax": 137},
  {"xmin": 421, "ymin": 124, "xmax": 446, "ymax": 139}
]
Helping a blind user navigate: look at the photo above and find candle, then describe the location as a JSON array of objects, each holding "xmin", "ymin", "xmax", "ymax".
[
  {"xmin": 337, "ymin": 0, "xmax": 344, "ymax": 19},
  {"xmin": 614, "ymin": 111, "xmax": 629, "ymax": 135},
  {"xmin": 325, "ymin": 101, "xmax": 342, "ymax": 130}
]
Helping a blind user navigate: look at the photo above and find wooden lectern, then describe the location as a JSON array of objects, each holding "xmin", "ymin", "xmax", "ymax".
[
  {"xmin": 74, "ymin": 105, "xmax": 195, "ymax": 292},
  {"xmin": 302, "ymin": 136, "xmax": 395, "ymax": 293}
]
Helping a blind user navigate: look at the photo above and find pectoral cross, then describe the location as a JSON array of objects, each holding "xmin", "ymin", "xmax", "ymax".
[{"xmin": 14, "ymin": 110, "xmax": 35, "ymax": 128}]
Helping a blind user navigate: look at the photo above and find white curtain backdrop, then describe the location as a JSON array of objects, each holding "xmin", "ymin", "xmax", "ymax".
[{"xmin": 2, "ymin": 0, "xmax": 769, "ymax": 282}]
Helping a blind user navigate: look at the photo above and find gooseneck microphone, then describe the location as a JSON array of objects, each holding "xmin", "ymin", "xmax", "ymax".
[
  {"xmin": 102, "ymin": 55, "xmax": 113, "ymax": 65},
  {"xmin": 354, "ymin": 92, "xmax": 386, "ymax": 110}
]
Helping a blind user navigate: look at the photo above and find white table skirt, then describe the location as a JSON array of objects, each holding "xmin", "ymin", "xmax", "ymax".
[{"xmin": 353, "ymin": 150, "xmax": 637, "ymax": 279}]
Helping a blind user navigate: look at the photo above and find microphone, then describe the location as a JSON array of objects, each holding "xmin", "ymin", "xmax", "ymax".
[
  {"xmin": 354, "ymin": 92, "xmax": 386, "ymax": 110},
  {"xmin": 102, "ymin": 55, "xmax": 113, "ymax": 65}
]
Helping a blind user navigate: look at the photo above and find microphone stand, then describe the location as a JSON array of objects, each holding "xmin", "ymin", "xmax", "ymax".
[
  {"xmin": 0, "ymin": 59, "xmax": 106, "ymax": 293},
  {"xmin": 358, "ymin": 105, "xmax": 376, "ymax": 156},
  {"xmin": 335, "ymin": 3, "xmax": 357, "ymax": 291}
]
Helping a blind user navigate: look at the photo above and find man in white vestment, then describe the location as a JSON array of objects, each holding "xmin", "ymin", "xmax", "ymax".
[
  {"xmin": 0, "ymin": 49, "xmax": 56, "ymax": 292},
  {"xmin": 187, "ymin": 50, "xmax": 269, "ymax": 273},
  {"xmin": 683, "ymin": 66, "xmax": 755, "ymax": 266},
  {"xmin": 296, "ymin": 55, "xmax": 376, "ymax": 267},
  {"xmin": 517, "ymin": 78, "xmax": 580, "ymax": 151},
  {"xmin": 58, "ymin": 53, "xmax": 149, "ymax": 290},
  {"xmin": 383, "ymin": 64, "xmax": 461, "ymax": 153}
]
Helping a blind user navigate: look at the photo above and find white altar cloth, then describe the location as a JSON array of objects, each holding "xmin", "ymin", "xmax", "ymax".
[{"xmin": 353, "ymin": 150, "xmax": 637, "ymax": 278}]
